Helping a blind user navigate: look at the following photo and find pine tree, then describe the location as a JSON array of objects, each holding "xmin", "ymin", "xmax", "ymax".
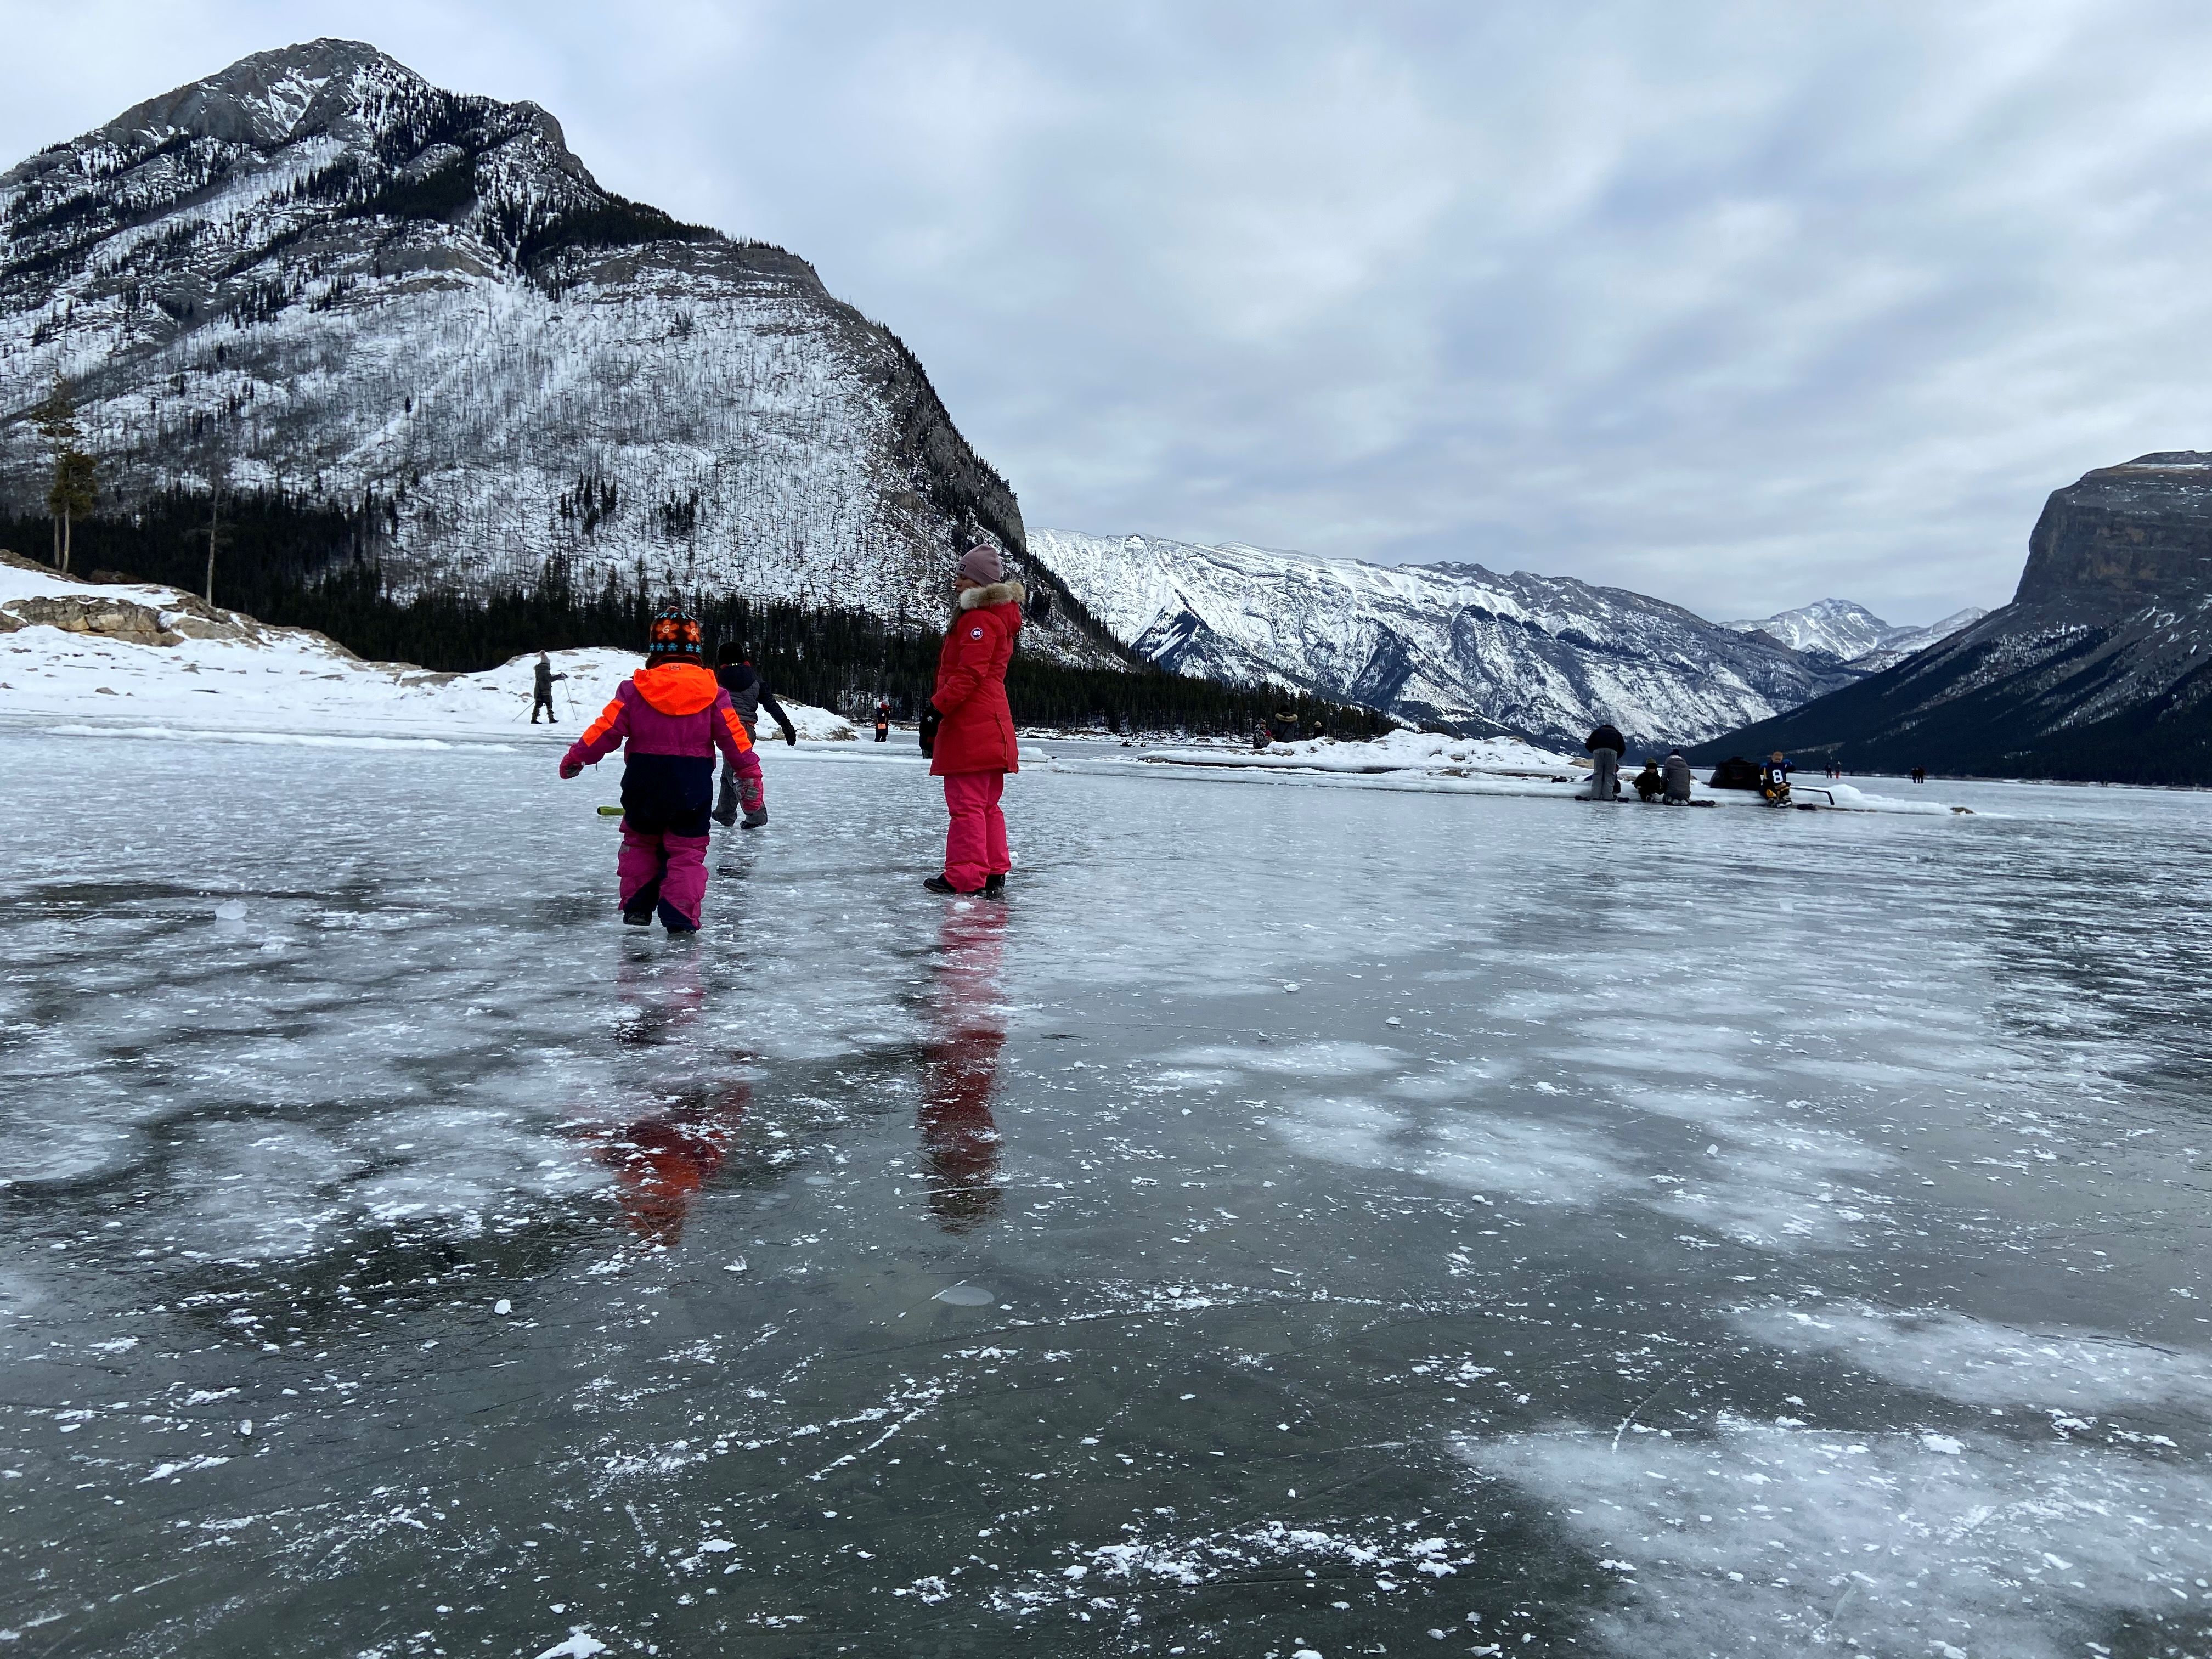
[
  {"xmin": 48, "ymin": 450, "xmax": 98, "ymax": 573},
  {"xmin": 31, "ymin": 375, "xmax": 93, "ymax": 571}
]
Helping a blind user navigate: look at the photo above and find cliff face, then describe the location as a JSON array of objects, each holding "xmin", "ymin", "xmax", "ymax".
[
  {"xmin": 2015, "ymin": 453, "xmax": 2212, "ymax": 613},
  {"xmin": 0, "ymin": 40, "xmax": 1119, "ymax": 662},
  {"xmin": 1694, "ymin": 454, "xmax": 2212, "ymax": 785}
]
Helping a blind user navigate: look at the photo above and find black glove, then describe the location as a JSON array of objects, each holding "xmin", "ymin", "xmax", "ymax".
[
  {"xmin": 918, "ymin": 703, "xmax": 941, "ymax": 757},
  {"xmin": 781, "ymin": 726, "xmax": 797, "ymax": 747}
]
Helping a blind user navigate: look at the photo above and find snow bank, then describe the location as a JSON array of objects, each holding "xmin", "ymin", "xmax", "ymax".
[
  {"xmin": 1095, "ymin": 727, "xmax": 1968, "ymax": 814},
  {"xmin": 1142, "ymin": 728, "xmax": 1579, "ymax": 777},
  {"xmin": 0, "ymin": 559, "xmax": 857, "ymax": 743}
]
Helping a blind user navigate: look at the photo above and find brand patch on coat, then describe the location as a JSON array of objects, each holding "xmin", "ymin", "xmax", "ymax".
[{"xmin": 969, "ymin": 625, "xmax": 984, "ymax": 639}]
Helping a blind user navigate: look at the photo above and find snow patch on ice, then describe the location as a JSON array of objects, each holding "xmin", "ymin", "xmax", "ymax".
[
  {"xmin": 1734, "ymin": 1304, "xmax": 2212, "ymax": 1413},
  {"xmin": 1468, "ymin": 1418, "xmax": 2212, "ymax": 1659}
]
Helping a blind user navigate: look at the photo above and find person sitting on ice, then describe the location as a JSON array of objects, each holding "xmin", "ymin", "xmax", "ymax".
[
  {"xmin": 1759, "ymin": 749, "xmax": 1795, "ymax": 803},
  {"xmin": 1632, "ymin": 758, "xmax": 1664, "ymax": 802},
  {"xmin": 710, "ymin": 640, "xmax": 793, "ymax": 828},
  {"xmin": 1661, "ymin": 747, "xmax": 1695, "ymax": 804},
  {"xmin": 558, "ymin": 609, "xmax": 753, "ymax": 933}
]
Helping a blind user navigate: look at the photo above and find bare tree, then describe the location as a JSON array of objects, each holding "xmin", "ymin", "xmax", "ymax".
[{"xmin": 187, "ymin": 464, "xmax": 229, "ymax": 607}]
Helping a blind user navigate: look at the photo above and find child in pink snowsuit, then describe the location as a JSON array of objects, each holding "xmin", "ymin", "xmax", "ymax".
[{"xmin": 560, "ymin": 610, "xmax": 755, "ymax": 933}]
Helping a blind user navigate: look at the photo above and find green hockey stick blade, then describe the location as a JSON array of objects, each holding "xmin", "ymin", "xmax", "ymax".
[{"xmin": 596, "ymin": 805, "xmax": 624, "ymax": 817}]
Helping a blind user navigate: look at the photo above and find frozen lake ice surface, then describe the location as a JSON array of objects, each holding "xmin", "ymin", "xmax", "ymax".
[{"xmin": 1, "ymin": 725, "xmax": 2208, "ymax": 1658}]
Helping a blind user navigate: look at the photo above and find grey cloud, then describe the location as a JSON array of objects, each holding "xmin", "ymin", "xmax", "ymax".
[{"xmin": 8, "ymin": 0, "xmax": 2212, "ymax": 619}]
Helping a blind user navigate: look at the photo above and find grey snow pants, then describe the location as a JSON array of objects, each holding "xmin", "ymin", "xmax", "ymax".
[{"xmin": 1588, "ymin": 747, "xmax": 1620, "ymax": 800}]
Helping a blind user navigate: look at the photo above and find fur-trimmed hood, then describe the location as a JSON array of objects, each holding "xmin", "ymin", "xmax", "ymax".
[{"xmin": 958, "ymin": 579, "xmax": 1026, "ymax": 611}]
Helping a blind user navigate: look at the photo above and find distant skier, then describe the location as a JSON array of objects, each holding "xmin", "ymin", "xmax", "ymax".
[
  {"xmin": 559, "ymin": 609, "xmax": 753, "ymax": 933},
  {"xmin": 1632, "ymin": 758, "xmax": 1664, "ymax": 802},
  {"xmin": 874, "ymin": 699, "xmax": 891, "ymax": 743},
  {"xmin": 1662, "ymin": 747, "xmax": 1695, "ymax": 804},
  {"xmin": 920, "ymin": 542, "xmax": 1023, "ymax": 898},
  {"xmin": 531, "ymin": 652, "xmax": 566, "ymax": 724},
  {"xmin": 1584, "ymin": 720, "xmax": 1627, "ymax": 800},
  {"xmin": 710, "ymin": 641, "xmax": 793, "ymax": 828}
]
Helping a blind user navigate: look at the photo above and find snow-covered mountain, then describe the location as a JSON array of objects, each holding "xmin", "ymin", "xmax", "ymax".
[
  {"xmin": 1843, "ymin": 607, "xmax": 1989, "ymax": 672},
  {"xmin": 1722, "ymin": 599, "xmax": 1987, "ymax": 667},
  {"xmin": 1702, "ymin": 453, "xmax": 2212, "ymax": 783},
  {"xmin": 0, "ymin": 40, "xmax": 1115, "ymax": 663},
  {"xmin": 1028, "ymin": 529, "xmax": 1854, "ymax": 748}
]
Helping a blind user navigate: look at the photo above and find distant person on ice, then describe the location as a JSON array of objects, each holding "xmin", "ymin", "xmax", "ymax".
[
  {"xmin": 558, "ymin": 610, "xmax": 753, "ymax": 933},
  {"xmin": 874, "ymin": 699, "xmax": 892, "ymax": 743},
  {"xmin": 919, "ymin": 542, "xmax": 1023, "ymax": 898},
  {"xmin": 531, "ymin": 652, "xmax": 566, "ymax": 724},
  {"xmin": 1632, "ymin": 758, "xmax": 1664, "ymax": 802},
  {"xmin": 1662, "ymin": 747, "xmax": 1694, "ymax": 804},
  {"xmin": 1584, "ymin": 719, "xmax": 1626, "ymax": 800},
  {"xmin": 710, "ymin": 641, "xmax": 793, "ymax": 828}
]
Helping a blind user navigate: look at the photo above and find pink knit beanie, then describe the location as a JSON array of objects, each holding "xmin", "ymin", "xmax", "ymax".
[{"xmin": 958, "ymin": 543, "xmax": 1003, "ymax": 585}]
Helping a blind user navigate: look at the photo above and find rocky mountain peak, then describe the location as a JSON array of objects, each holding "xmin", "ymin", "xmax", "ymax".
[{"xmin": 94, "ymin": 40, "xmax": 431, "ymax": 153}]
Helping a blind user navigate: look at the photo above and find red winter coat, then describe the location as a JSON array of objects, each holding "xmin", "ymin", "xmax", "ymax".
[{"xmin": 930, "ymin": 579, "xmax": 1024, "ymax": 775}]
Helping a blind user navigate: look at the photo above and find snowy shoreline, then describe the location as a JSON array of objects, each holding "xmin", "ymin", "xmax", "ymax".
[
  {"xmin": 0, "ymin": 557, "xmax": 857, "ymax": 747},
  {"xmin": 3, "ymin": 557, "xmax": 1976, "ymax": 814}
]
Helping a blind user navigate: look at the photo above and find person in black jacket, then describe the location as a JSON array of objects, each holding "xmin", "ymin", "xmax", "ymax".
[
  {"xmin": 712, "ymin": 642, "xmax": 797, "ymax": 828},
  {"xmin": 531, "ymin": 653, "xmax": 566, "ymax": 724},
  {"xmin": 1584, "ymin": 721, "xmax": 1626, "ymax": 800}
]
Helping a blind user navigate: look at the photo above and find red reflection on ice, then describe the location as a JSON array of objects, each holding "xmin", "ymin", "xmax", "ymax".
[
  {"xmin": 918, "ymin": 903, "xmax": 1007, "ymax": 1234},
  {"xmin": 600, "ymin": 1080, "xmax": 752, "ymax": 1246},
  {"xmin": 594, "ymin": 945, "xmax": 750, "ymax": 1246}
]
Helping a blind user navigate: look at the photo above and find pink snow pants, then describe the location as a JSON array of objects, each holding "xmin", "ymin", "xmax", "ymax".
[
  {"xmin": 618, "ymin": 829, "xmax": 710, "ymax": 931},
  {"xmin": 941, "ymin": 771, "xmax": 1010, "ymax": 893}
]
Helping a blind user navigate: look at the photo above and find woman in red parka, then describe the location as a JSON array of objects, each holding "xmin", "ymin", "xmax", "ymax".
[{"xmin": 922, "ymin": 543, "xmax": 1024, "ymax": 897}]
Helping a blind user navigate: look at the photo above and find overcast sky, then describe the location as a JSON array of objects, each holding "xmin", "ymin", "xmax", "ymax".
[{"xmin": 5, "ymin": 1, "xmax": 2210, "ymax": 622}]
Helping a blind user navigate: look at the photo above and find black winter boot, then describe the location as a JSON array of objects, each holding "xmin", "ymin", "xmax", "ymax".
[
  {"xmin": 983, "ymin": 873, "xmax": 1006, "ymax": 898},
  {"xmin": 923, "ymin": 874, "xmax": 983, "ymax": 896}
]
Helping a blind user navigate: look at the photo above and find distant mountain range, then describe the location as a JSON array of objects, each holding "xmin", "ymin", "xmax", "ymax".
[
  {"xmin": 1721, "ymin": 599, "xmax": 1987, "ymax": 670},
  {"xmin": 1027, "ymin": 529, "xmax": 1856, "ymax": 749},
  {"xmin": 0, "ymin": 40, "xmax": 1117, "ymax": 663},
  {"xmin": 1698, "ymin": 453, "xmax": 2212, "ymax": 784}
]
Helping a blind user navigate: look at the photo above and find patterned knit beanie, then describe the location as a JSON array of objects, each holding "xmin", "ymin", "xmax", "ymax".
[{"xmin": 647, "ymin": 608, "xmax": 704, "ymax": 660}]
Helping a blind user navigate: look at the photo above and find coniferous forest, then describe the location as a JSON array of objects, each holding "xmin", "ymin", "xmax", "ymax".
[{"xmin": 0, "ymin": 493, "xmax": 1391, "ymax": 738}]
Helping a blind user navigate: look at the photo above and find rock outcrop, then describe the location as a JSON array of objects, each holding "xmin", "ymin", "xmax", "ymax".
[{"xmin": 1694, "ymin": 454, "xmax": 2212, "ymax": 784}]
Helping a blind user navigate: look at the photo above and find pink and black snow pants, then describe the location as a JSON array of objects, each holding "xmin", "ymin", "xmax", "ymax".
[
  {"xmin": 619, "ymin": 831, "xmax": 710, "ymax": 931},
  {"xmin": 941, "ymin": 771, "xmax": 1010, "ymax": 893}
]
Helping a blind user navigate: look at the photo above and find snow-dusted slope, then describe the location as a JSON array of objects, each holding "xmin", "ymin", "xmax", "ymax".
[
  {"xmin": 0, "ymin": 556, "xmax": 857, "ymax": 741},
  {"xmin": 1723, "ymin": 599, "xmax": 1987, "ymax": 667},
  {"xmin": 1028, "ymin": 529, "xmax": 1852, "ymax": 748},
  {"xmin": 1845, "ymin": 607, "xmax": 1989, "ymax": 672},
  {"xmin": 0, "ymin": 41, "xmax": 1113, "ymax": 663},
  {"xmin": 1722, "ymin": 599, "xmax": 1894, "ymax": 661}
]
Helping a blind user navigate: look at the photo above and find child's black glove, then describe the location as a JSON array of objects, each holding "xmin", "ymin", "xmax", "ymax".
[{"xmin": 918, "ymin": 703, "xmax": 941, "ymax": 757}]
